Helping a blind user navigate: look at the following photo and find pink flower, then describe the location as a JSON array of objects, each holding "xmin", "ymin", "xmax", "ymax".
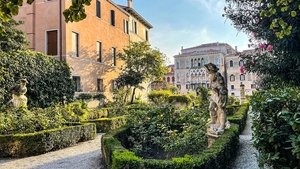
[
  {"xmin": 251, "ymin": 32, "xmax": 257, "ymax": 38},
  {"xmin": 266, "ymin": 44, "xmax": 273, "ymax": 52},
  {"xmin": 258, "ymin": 43, "xmax": 266, "ymax": 50},
  {"xmin": 240, "ymin": 65, "xmax": 246, "ymax": 74}
]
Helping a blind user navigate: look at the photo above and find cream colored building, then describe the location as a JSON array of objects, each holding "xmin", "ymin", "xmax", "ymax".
[
  {"xmin": 14, "ymin": 0, "xmax": 151, "ymax": 100},
  {"xmin": 174, "ymin": 43, "xmax": 236, "ymax": 94},
  {"xmin": 226, "ymin": 49, "xmax": 259, "ymax": 97}
]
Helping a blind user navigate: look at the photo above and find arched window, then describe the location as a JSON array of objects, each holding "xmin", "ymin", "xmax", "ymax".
[
  {"xmin": 167, "ymin": 77, "xmax": 170, "ymax": 82},
  {"xmin": 229, "ymin": 60, "xmax": 233, "ymax": 67},
  {"xmin": 230, "ymin": 74, "xmax": 235, "ymax": 82},
  {"xmin": 240, "ymin": 74, "xmax": 245, "ymax": 81},
  {"xmin": 191, "ymin": 59, "xmax": 193, "ymax": 67},
  {"xmin": 201, "ymin": 58, "xmax": 205, "ymax": 67},
  {"xmin": 194, "ymin": 59, "xmax": 197, "ymax": 67},
  {"xmin": 198, "ymin": 58, "xmax": 201, "ymax": 67},
  {"xmin": 172, "ymin": 77, "xmax": 175, "ymax": 82},
  {"xmin": 239, "ymin": 60, "xmax": 244, "ymax": 66},
  {"xmin": 163, "ymin": 77, "xmax": 166, "ymax": 81}
]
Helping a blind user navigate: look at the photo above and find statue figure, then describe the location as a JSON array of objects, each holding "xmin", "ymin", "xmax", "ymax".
[
  {"xmin": 204, "ymin": 63, "xmax": 229, "ymax": 135},
  {"xmin": 9, "ymin": 79, "xmax": 28, "ymax": 108}
]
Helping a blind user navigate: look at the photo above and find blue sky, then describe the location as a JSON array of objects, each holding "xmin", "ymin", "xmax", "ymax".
[{"xmin": 114, "ymin": 0, "xmax": 250, "ymax": 64}]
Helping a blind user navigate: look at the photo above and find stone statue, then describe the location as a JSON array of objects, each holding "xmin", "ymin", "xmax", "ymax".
[
  {"xmin": 9, "ymin": 79, "xmax": 28, "ymax": 108},
  {"xmin": 204, "ymin": 63, "xmax": 229, "ymax": 135}
]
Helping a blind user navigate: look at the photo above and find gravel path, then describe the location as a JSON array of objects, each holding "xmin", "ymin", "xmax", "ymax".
[
  {"xmin": 230, "ymin": 110, "xmax": 259, "ymax": 169},
  {"xmin": 0, "ymin": 134, "xmax": 105, "ymax": 169}
]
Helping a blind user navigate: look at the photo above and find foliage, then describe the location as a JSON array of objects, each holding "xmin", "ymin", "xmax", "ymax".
[
  {"xmin": 93, "ymin": 93, "xmax": 106, "ymax": 100},
  {"xmin": 116, "ymin": 42, "xmax": 167, "ymax": 103},
  {"xmin": 227, "ymin": 103, "xmax": 249, "ymax": 133},
  {"xmin": 83, "ymin": 116, "xmax": 127, "ymax": 133},
  {"xmin": 0, "ymin": 123, "xmax": 96, "ymax": 157},
  {"xmin": 102, "ymin": 125, "xmax": 240, "ymax": 169},
  {"xmin": 228, "ymin": 96, "xmax": 240, "ymax": 106},
  {"xmin": 0, "ymin": 107, "xmax": 65, "ymax": 135},
  {"xmin": 224, "ymin": 0, "xmax": 300, "ymax": 87},
  {"xmin": 0, "ymin": 50, "xmax": 74, "ymax": 108},
  {"xmin": 196, "ymin": 86, "xmax": 209, "ymax": 107},
  {"xmin": 148, "ymin": 90, "xmax": 173, "ymax": 104},
  {"xmin": 168, "ymin": 95, "xmax": 191, "ymax": 105},
  {"xmin": 0, "ymin": 19, "xmax": 28, "ymax": 52},
  {"xmin": 126, "ymin": 104, "xmax": 208, "ymax": 159},
  {"xmin": 251, "ymin": 87, "xmax": 300, "ymax": 168},
  {"xmin": 0, "ymin": 0, "xmax": 91, "ymax": 28},
  {"xmin": 77, "ymin": 93, "xmax": 93, "ymax": 100}
]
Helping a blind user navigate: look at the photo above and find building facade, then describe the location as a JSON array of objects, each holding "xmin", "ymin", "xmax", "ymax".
[
  {"xmin": 14, "ymin": 0, "xmax": 151, "ymax": 99},
  {"xmin": 173, "ymin": 43, "xmax": 258, "ymax": 98},
  {"xmin": 163, "ymin": 65, "xmax": 175, "ymax": 85},
  {"xmin": 174, "ymin": 43, "xmax": 235, "ymax": 94},
  {"xmin": 226, "ymin": 49, "xmax": 259, "ymax": 97}
]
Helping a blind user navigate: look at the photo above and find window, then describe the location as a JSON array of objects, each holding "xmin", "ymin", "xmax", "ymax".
[
  {"xmin": 163, "ymin": 77, "xmax": 166, "ymax": 81},
  {"xmin": 96, "ymin": 0, "xmax": 101, "ymax": 18},
  {"xmin": 186, "ymin": 84, "xmax": 190, "ymax": 89},
  {"xmin": 110, "ymin": 10, "xmax": 115, "ymax": 26},
  {"xmin": 201, "ymin": 58, "xmax": 204, "ymax": 67},
  {"xmin": 231, "ymin": 92, "xmax": 235, "ymax": 96},
  {"xmin": 239, "ymin": 60, "xmax": 244, "ymax": 66},
  {"xmin": 248, "ymin": 73, "xmax": 252, "ymax": 81},
  {"xmin": 167, "ymin": 77, "xmax": 170, "ymax": 82},
  {"xmin": 240, "ymin": 74, "xmax": 245, "ymax": 81},
  {"xmin": 111, "ymin": 80, "xmax": 117, "ymax": 91},
  {"xmin": 230, "ymin": 74, "xmax": 235, "ymax": 82},
  {"xmin": 73, "ymin": 76, "xmax": 81, "ymax": 92},
  {"xmin": 97, "ymin": 79, "xmax": 104, "ymax": 92},
  {"xmin": 133, "ymin": 21, "xmax": 137, "ymax": 34},
  {"xmin": 46, "ymin": 30, "xmax": 58, "ymax": 56},
  {"xmin": 145, "ymin": 30, "xmax": 148, "ymax": 41},
  {"xmin": 229, "ymin": 60, "xmax": 233, "ymax": 67},
  {"xmin": 176, "ymin": 62, "xmax": 179, "ymax": 69},
  {"xmin": 72, "ymin": 32, "xmax": 79, "ymax": 57},
  {"xmin": 96, "ymin": 41, "xmax": 102, "ymax": 62},
  {"xmin": 124, "ymin": 20, "xmax": 129, "ymax": 34},
  {"xmin": 172, "ymin": 77, "xmax": 175, "ymax": 82},
  {"xmin": 231, "ymin": 85, "xmax": 234, "ymax": 90},
  {"xmin": 251, "ymin": 84, "xmax": 256, "ymax": 89},
  {"xmin": 176, "ymin": 85, "xmax": 181, "ymax": 90},
  {"xmin": 191, "ymin": 59, "xmax": 193, "ymax": 67},
  {"xmin": 198, "ymin": 58, "xmax": 201, "ymax": 67},
  {"xmin": 112, "ymin": 47, "xmax": 116, "ymax": 66}
]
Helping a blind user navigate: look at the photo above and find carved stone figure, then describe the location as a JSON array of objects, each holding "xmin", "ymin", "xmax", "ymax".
[
  {"xmin": 204, "ymin": 63, "xmax": 229, "ymax": 135},
  {"xmin": 9, "ymin": 79, "xmax": 28, "ymax": 108}
]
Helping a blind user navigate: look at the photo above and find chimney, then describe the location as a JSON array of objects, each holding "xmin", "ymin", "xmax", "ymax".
[{"xmin": 127, "ymin": 0, "xmax": 133, "ymax": 8}]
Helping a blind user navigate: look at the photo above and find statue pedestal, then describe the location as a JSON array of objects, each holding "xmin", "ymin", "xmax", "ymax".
[
  {"xmin": 11, "ymin": 94, "xmax": 27, "ymax": 108},
  {"xmin": 207, "ymin": 133, "xmax": 219, "ymax": 148}
]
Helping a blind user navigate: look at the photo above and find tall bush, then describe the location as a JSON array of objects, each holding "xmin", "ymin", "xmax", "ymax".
[
  {"xmin": 251, "ymin": 88, "xmax": 300, "ymax": 168},
  {"xmin": 0, "ymin": 50, "xmax": 74, "ymax": 108}
]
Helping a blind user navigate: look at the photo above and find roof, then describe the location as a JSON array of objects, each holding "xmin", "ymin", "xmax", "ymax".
[
  {"xmin": 182, "ymin": 42, "xmax": 231, "ymax": 51},
  {"xmin": 118, "ymin": 5, "xmax": 153, "ymax": 29}
]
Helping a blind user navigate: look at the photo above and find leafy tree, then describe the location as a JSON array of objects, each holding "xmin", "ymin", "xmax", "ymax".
[
  {"xmin": 224, "ymin": 0, "xmax": 300, "ymax": 88},
  {"xmin": 0, "ymin": 0, "xmax": 91, "ymax": 33},
  {"xmin": 0, "ymin": 19, "xmax": 28, "ymax": 52},
  {"xmin": 116, "ymin": 42, "xmax": 167, "ymax": 104}
]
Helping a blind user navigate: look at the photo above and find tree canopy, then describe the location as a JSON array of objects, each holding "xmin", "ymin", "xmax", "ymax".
[{"xmin": 224, "ymin": 0, "xmax": 300, "ymax": 88}]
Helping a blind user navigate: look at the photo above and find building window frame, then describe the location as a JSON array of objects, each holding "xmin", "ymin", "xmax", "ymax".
[
  {"xmin": 240, "ymin": 74, "xmax": 245, "ymax": 81},
  {"xmin": 72, "ymin": 31, "xmax": 79, "ymax": 57},
  {"xmin": 73, "ymin": 76, "xmax": 81, "ymax": 92},
  {"xmin": 97, "ymin": 78, "xmax": 104, "ymax": 92},
  {"xmin": 229, "ymin": 60, "xmax": 233, "ymax": 67},
  {"xmin": 112, "ymin": 47, "xmax": 117, "ymax": 66},
  {"xmin": 45, "ymin": 29, "xmax": 58, "ymax": 56},
  {"xmin": 96, "ymin": 0, "xmax": 101, "ymax": 18},
  {"xmin": 230, "ymin": 74, "xmax": 235, "ymax": 82},
  {"xmin": 231, "ymin": 85, "xmax": 234, "ymax": 90},
  {"xmin": 96, "ymin": 41, "xmax": 102, "ymax": 62},
  {"xmin": 110, "ymin": 10, "xmax": 115, "ymax": 26},
  {"xmin": 145, "ymin": 30, "xmax": 149, "ymax": 41}
]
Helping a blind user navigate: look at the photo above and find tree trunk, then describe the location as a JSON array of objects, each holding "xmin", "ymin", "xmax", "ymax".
[{"xmin": 130, "ymin": 87, "xmax": 136, "ymax": 104}]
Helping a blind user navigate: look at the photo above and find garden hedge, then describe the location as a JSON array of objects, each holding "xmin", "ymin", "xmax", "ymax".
[
  {"xmin": 102, "ymin": 124, "xmax": 239, "ymax": 169},
  {"xmin": 0, "ymin": 123, "xmax": 96, "ymax": 157},
  {"xmin": 83, "ymin": 116, "xmax": 126, "ymax": 133},
  {"xmin": 227, "ymin": 103, "xmax": 249, "ymax": 133}
]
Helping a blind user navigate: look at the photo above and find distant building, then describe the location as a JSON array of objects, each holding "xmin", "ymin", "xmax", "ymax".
[
  {"xmin": 163, "ymin": 65, "xmax": 175, "ymax": 85},
  {"xmin": 14, "ymin": 0, "xmax": 151, "ymax": 100},
  {"xmin": 226, "ymin": 49, "xmax": 259, "ymax": 97},
  {"xmin": 174, "ymin": 43, "xmax": 259, "ymax": 98},
  {"xmin": 174, "ymin": 43, "xmax": 235, "ymax": 94}
]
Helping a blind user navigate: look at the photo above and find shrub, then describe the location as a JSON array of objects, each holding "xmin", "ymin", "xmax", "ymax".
[
  {"xmin": 251, "ymin": 87, "xmax": 300, "ymax": 168},
  {"xmin": 102, "ymin": 125, "xmax": 239, "ymax": 169},
  {"xmin": 0, "ymin": 123, "xmax": 96, "ymax": 157},
  {"xmin": 148, "ymin": 90, "xmax": 172, "ymax": 104},
  {"xmin": 83, "ymin": 116, "xmax": 127, "ymax": 133},
  {"xmin": 0, "ymin": 50, "xmax": 74, "ymax": 108},
  {"xmin": 93, "ymin": 93, "xmax": 106, "ymax": 100},
  {"xmin": 168, "ymin": 95, "xmax": 191, "ymax": 105},
  {"xmin": 227, "ymin": 103, "xmax": 249, "ymax": 133},
  {"xmin": 88, "ymin": 108, "xmax": 110, "ymax": 119},
  {"xmin": 77, "ymin": 93, "xmax": 93, "ymax": 100}
]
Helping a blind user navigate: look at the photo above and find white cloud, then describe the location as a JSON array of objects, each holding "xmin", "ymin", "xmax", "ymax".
[{"xmin": 187, "ymin": 0, "xmax": 226, "ymax": 14}]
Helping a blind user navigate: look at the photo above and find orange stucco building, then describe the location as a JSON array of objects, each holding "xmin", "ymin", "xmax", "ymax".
[{"xmin": 14, "ymin": 0, "xmax": 152, "ymax": 99}]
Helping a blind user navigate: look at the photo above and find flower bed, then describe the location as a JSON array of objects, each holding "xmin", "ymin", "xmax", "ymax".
[
  {"xmin": 83, "ymin": 116, "xmax": 126, "ymax": 133},
  {"xmin": 101, "ymin": 124, "xmax": 239, "ymax": 169},
  {"xmin": 0, "ymin": 123, "xmax": 96, "ymax": 157}
]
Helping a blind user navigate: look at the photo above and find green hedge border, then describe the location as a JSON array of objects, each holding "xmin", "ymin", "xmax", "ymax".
[
  {"xmin": 83, "ymin": 116, "xmax": 126, "ymax": 133},
  {"xmin": 0, "ymin": 123, "xmax": 96, "ymax": 157},
  {"xmin": 101, "ymin": 105, "xmax": 249, "ymax": 169},
  {"xmin": 228, "ymin": 103, "xmax": 249, "ymax": 133}
]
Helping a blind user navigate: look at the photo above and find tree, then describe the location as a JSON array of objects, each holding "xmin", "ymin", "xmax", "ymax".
[
  {"xmin": 0, "ymin": 0, "xmax": 91, "ymax": 33},
  {"xmin": 0, "ymin": 19, "xmax": 28, "ymax": 52},
  {"xmin": 116, "ymin": 42, "xmax": 167, "ymax": 104},
  {"xmin": 224, "ymin": 0, "xmax": 300, "ymax": 88}
]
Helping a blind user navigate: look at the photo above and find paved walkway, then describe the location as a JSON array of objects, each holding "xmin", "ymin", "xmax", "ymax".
[
  {"xmin": 0, "ymin": 134, "xmax": 105, "ymax": 169},
  {"xmin": 230, "ymin": 110, "xmax": 259, "ymax": 169}
]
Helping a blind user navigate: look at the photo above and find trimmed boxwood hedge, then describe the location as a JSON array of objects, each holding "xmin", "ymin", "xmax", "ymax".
[
  {"xmin": 83, "ymin": 116, "xmax": 126, "ymax": 133},
  {"xmin": 0, "ymin": 123, "xmax": 96, "ymax": 157},
  {"xmin": 102, "ymin": 124, "xmax": 239, "ymax": 169},
  {"xmin": 227, "ymin": 103, "xmax": 249, "ymax": 133}
]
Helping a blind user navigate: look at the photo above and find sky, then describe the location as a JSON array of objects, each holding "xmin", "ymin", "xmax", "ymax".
[{"xmin": 114, "ymin": 0, "xmax": 250, "ymax": 64}]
